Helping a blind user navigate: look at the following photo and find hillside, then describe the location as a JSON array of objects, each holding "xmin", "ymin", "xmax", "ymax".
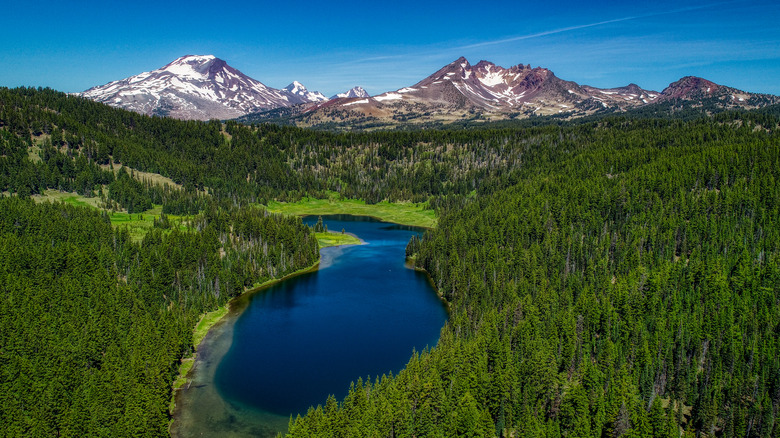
[
  {"xmin": 1, "ymin": 86, "xmax": 779, "ymax": 437},
  {"xmin": 287, "ymin": 106, "xmax": 780, "ymax": 438}
]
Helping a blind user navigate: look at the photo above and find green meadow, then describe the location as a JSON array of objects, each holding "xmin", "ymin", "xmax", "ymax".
[{"xmin": 266, "ymin": 194, "xmax": 436, "ymax": 229}]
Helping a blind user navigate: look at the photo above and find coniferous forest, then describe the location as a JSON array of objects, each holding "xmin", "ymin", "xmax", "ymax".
[{"xmin": 1, "ymin": 87, "xmax": 779, "ymax": 437}]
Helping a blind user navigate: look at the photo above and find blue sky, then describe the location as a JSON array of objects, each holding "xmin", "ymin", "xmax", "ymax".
[{"xmin": 2, "ymin": 0, "xmax": 778, "ymax": 97}]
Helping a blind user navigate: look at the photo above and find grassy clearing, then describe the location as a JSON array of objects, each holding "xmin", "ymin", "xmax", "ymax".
[
  {"xmin": 315, "ymin": 231, "xmax": 362, "ymax": 248},
  {"xmin": 33, "ymin": 190, "xmax": 190, "ymax": 241},
  {"xmin": 266, "ymin": 195, "xmax": 437, "ymax": 229},
  {"xmin": 32, "ymin": 189, "xmax": 104, "ymax": 209},
  {"xmin": 108, "ymin": 211, "xmax": 157, "ymax": 240},
  {"xmin": 27, "ymin": 144, "xmax": 42, "ymax": 163},
  {"xmin": 107, "ymin": 208, "xmax": 190, "ymax": 242},
  {"xmin": 100, "ymin": 163, "xmax": 183, "ymax": 190}
]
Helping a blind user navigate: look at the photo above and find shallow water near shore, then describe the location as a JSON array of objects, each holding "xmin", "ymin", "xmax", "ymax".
[{"xmin": 172, "ymin": 215, "xmax": 447, "ymax": 437}]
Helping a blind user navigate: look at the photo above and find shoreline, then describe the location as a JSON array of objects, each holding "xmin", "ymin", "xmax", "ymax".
[
  {"xmin": 168, "ymin": 231, "xmax": 367, "ymax": 422},
  {"xmin": 266, "ymin": 197, "xmax": 437, "ymax": 230},
  {"xmin": 168, "ymin": 259, "xmax": 321, "ymax": 421},
  {"xmin": 308, "ymin": 212, "xmax": 435, "ymax": 230},
  {"xmin": 406, "ymin": 257, "xmax": 451, "ymax": 313}
]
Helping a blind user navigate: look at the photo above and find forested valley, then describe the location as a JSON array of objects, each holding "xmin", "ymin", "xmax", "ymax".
[
  {"xmin": 289, "ymin": 112, "xmax": 780, "ymax": 437},
  {"xmin": 1, "ymin": 87, "xmax": 779, "ymax": 437}
]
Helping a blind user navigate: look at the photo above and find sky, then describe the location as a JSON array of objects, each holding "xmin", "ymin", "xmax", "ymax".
[{"xmin": 2, "ymin": 0, "xmax": 779, "ymax": 97}]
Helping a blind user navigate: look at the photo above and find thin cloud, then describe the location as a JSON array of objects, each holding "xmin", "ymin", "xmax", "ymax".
[
  {"xmin": 458, "ymin": 1, "xmax": 745, "ymax": 50},
  {"xmin": 335, "ymin": 1, "xmax": 746, "ymax": 69}
]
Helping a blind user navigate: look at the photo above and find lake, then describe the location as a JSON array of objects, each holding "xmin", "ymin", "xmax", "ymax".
[{"xmin": 171, "ymin": 215, "xmax": 448, "ymax": 437}]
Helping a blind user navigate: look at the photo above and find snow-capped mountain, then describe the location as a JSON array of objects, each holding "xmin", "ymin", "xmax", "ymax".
[
  {"xmin": 283, "ymin": 57, "xmax": 777, "ymax": 129},
  {"xmin": 283, "ymin": 81, "xmax": 328, "ymax": 103},
  {"xmin": 362, "ymin": 57, "xmax": 662, "ymax": 113},
  {"xmin": 85, "ymin": 55, "xmax": 778, "ymax": 126},
  {"xmin": 331, "ymin": 86, "xmax": 370, "ymax": 99},
  {"xmin": 80, "ymin": 55, "xmax": 327, "ymax": 120}
]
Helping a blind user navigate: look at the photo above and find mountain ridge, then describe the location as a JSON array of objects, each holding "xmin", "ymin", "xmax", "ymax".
[
  {"xmin": 81, "ymin": 55, "xmax": 779, "ymax": 125},
  {"xmin": 248, "ymin": 57, "xmax": 777, "ymax": 129}
]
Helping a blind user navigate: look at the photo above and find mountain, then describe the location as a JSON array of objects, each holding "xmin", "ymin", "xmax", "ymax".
[
  {"xmin": 331, "ymin": 86, "xmax": 370, "ymax": 99},
  {"xmin": 248, "ymin": 57, "xmax": 777, "ymax": 129},
  {"xmin": 80, "ymin": 55, "xmax": 327, "ymax": 120},
  {"xmin": 305, "ymin": 57, "xmax": 662, "ymax": 118},
  {"xmin": 283, "ymin": 81, "xmax": 328, "ymax": 103},
  {"xmin": 379, "ymin": 57, "xmax": 661, "ymax": 112}
]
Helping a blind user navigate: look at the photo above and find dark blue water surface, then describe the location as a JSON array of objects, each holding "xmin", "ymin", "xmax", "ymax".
[{"xmin": 214, "ymin": 215, "xmax": 447, "ymax": 418}]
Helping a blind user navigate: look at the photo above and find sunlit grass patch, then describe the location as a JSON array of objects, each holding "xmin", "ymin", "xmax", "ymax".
[
  {"xmin": 315, "ymin": 231, "xmax": 362, "ymax": 248},
  {"xmin": 266, "ymin": 195, "xmax": 436, "ymax": 229},
  {"xmin": 33, "ymin": 189, "xmax": 103, "ymax": 209},
  {"xmin": 34, "ymin": 190, "xmax": 191, "ymax": 241}
]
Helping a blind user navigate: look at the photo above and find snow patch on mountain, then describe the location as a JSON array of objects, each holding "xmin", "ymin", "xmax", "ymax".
[
  {"xmin": 343, "ymin": 98, "xmax": 369, "ymax": 106},
  {"xmin": 374, "ymin": 93, "xmax": 402, "ymax": 102}
]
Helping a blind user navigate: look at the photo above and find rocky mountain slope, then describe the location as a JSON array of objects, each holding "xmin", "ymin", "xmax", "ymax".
[
  {"xmin": 244, "ymin": 57, "xmax": 777, "ymax": 129},
  {"xmin": 83, "ymin": 55, "xmax": 778, "ymax": 127}
]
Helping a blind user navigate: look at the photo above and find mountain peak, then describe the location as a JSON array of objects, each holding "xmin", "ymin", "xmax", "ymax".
[
  {"xmin": 160, "ymin": 54, "xmax": 224, "ymax": 79},
  {"xmin": 438, "ymin": 57, "xmax": 470, "ymax": 72},
  {"xmin": 452, "ymin": 57, "xmax": 470, "ymax": 68},
  {"xmin": 283, "ymin": 81, "xmax": 328, "ymax": 103},
  {"xmin": 473, "ymin": 60, "xmax": 496, "ymax": 69},
  {"xmin": 326, "ymin": 57, "xmax": 768, "ymax": 127},
  {"xmin": 331, "ymin": 86, "xmax": 370, "ymax": 99},
  {"xmin": 163, "ymin": 54, "xmax": 220, "ymax": 69},
  {"xmin": 284, "ymin": 81, "xmax": 308, "ymax": 93},
  {"xmin": 660, "ymin": 76, "xmax": 721, "ymax": 100},
  {"xmin": 175, "ymin": 54, "xmax": 216, "ymax": 62}
]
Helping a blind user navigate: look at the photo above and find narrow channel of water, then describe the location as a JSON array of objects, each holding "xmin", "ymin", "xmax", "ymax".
[{"xmin": 172, "ymin": 215, "xmax": 447, "ymax": 437}]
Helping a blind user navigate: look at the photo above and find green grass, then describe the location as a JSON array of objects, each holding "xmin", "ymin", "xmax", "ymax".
[
  {"xmin": 172, "ymin": 358, "xmax": 194, "ymax": 391},
  {"xmin": 266, "ymin": 194, "xmax": 437, "ymax": 229},
  {"xmin": 170, "ymin": 299, "xmax": 232, "ymax": 414},
  {"xmin": 170, "ymin": 357, "xmax": 195, "ymax": 415},
  {"xmin": 108, "ymin": 210, "xmax": 190, "ymax": 242},
  {"xmin": 315, "ymin": 231, "xmax": 362, "ymax": 248},
  {"xmin": 108, "ymin": 211, "xmax": 157, "ymax": 240},
  {"xmin": 192, "ymin": 305, "xmax": 230, "ymax": 350},
  {"xmin": 100, "ymin": 164, "xmax": 184, "ymax": 190},
  {"xmin": 27, "ymin": 145, "xmax": 42, "ymax": 163},
  {"xmin": 33, "ymin": 189, "xmax": 103, "ymax": 209},
  {"xmin": 33, "ymin": 190, "xmax": 191, "ymax": 241}
]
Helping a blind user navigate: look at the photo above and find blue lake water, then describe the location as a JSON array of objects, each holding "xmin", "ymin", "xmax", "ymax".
[{"xmin": 172, "ymin": 215, "xmax": 447, "ymax": 437}]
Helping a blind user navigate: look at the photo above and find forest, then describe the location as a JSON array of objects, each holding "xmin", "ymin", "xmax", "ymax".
[
  {"xmin": 288, "ymin": 111, "xmax": 780, "ymax": 437},
  {"xmin": 0, "ymin": 198, "xmax": 318, "ymax": 436},
  {"xmin": 1, "ymin": 86, "xmax": 779, "ymax": 436}
]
